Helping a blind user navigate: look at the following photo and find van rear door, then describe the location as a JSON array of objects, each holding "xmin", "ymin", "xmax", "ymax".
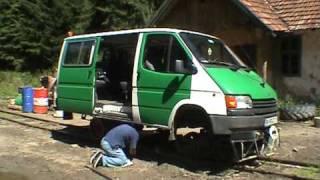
[{"xmin": 57, "ymin": 38, "xmax": 99, "ymax": 114}]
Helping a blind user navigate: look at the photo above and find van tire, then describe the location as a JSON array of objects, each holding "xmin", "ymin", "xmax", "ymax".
[
  {"xmin": 280, "ymin": 104, "xmax": 316, "ymax": 121},
  {"xmin": 173, "ymin": 106, "xmax": 214, "ymax": 159}
]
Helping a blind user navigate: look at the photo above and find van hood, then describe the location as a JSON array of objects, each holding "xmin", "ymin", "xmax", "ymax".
[{"xmin": 205, "ymin": 67, "xmax": 277, "ymax": 100}]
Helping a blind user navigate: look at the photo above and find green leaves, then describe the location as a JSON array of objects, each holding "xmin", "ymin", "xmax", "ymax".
[
  {"xmin": 87, "ymin": 0, "xmax": 163, "ymax": 31},
  {"xmin": 0, "ymin": 0, "xmax": 64, "ymax": 70},
  {"xmin": 0, "ymin": 0, "xmax": 163, "ymax": 71}
]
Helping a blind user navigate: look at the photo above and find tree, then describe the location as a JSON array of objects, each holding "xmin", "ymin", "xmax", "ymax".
[
  {"xmin": 0, "ymin": 0, "xmax": 23, "ymax": 69},
  {"xmin": 0, "ymin": 0, "xmax": 78, "ymax": 70},
  {"xmin": 89, "ymin": 0, "xmax": 163, "ymax": 32},
  {"xmin": 69, "ymin": 0, "xmax": 96, "ymax": 34},
  {"xmin": 0, "ymin": 0, "xmax": 164, "ymax": 70}
]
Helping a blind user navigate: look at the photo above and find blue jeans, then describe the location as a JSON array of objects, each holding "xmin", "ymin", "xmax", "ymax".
[{"xmin": 100, "ymin": 139, "xmax": 129, "ymax": 167}]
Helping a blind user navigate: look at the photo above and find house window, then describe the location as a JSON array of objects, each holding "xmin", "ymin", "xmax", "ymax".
[{"xmin": 281, "ymin": 36, "xmax": 301, "ymax": 76}]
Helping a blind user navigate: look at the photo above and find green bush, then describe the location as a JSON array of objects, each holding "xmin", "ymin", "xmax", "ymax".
[
  {"xmin": 0, "ymin": 71, "xmax": 43, "ymax": 99},
  {"xmin": 278, "ymin": 94, "xmax": 299, "ymax": 108},
  {"xmin": 316, "ymin": 107, "xmax": 320, "ymax": 117}
]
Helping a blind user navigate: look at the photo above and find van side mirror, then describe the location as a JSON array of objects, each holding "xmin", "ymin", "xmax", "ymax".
[{"xmin": 175, "ymin": 59, "xmax": 197, "ymax": 75}]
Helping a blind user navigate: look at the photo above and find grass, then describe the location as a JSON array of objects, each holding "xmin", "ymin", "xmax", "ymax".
[
  {"xmin": 0, "ymin": 71, "xmax": 46, "ymax": 99},
  {"xmin": 294, "ymin": 166, "xmax": 320, "ymax": 179}
]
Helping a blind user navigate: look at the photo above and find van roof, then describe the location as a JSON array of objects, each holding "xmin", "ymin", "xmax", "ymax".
[{"xmin": 65, "ymin": 28, "xmax": 219, "ymax": 40}]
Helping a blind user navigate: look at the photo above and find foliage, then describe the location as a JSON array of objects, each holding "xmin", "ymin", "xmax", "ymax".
[
  {"xmin": 277, "ymin": 93, "xmax": 318, "ymax": 108},
  {"xmin": 0, "ymin": 0, "xmax": 70, "ymax": 70},
  {"xmin": 70, "ymin": 0, "xmax": 96, "ymax": 34},
  {"xmin": 294, "ymin": 167, "xmax": 320, "ymax": 179},
  {"xmin": 0, "ymin": 71, "xmax": 42, "ymax": 98},
  {"xmin": 0, "ymin": 0, "xmax": 163, "ymax": 71},
  {"xmin": 278, "ymin": 94, "xmax": 298, "ymax": 108},
  {"xmin": 91, "ymin": 0, "xmax": 162, "ymax": 31},
  {"xmin": 316, "ymin": 107, "xmax": 320, "ymax": 116}
]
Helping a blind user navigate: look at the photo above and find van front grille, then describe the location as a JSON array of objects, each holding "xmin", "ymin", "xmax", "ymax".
[
  {"xmin": 227, "ymin": 99, "xmax": 278, "ymax": 116},
  {"xmin": 252, "ymin": 99, "xmax": 278, "ymax": 115}
]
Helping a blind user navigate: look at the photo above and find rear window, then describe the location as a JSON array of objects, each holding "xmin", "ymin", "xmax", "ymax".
[{"xmin": 64, "ymin": 40, "xmax": 95, "ymax": 65}]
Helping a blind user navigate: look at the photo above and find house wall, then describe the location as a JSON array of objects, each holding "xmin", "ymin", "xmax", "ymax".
[
  {"xmin": 152, "ymin": 0, "xmax": 320, "ymax": 100},
  {"xmin": 157, "ymin": 0, "xmax": 259, "ymax": 44},
  {"xmin": 280, "ymin": 30, "xmax": 320, "ymax": 99},
  {"xmin": 153, "ymin": 0, "xmax": 275, "ymax": 82}
]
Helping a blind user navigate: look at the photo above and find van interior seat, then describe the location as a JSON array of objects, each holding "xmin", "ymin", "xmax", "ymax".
[
  {"xmin": 95, "ymin": 49, "xmax": 113, "ymax": 100},
  {"xmin": 145, "ymin": 46, "xmax": 166, "ymax": 71},
  {"xmin": 117, "ymin": 50, "xmax": 133, "ymax": 102}
]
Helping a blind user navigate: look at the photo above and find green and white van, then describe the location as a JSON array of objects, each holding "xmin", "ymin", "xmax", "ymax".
[{"xmin": 57, "ymin": 28, "xmax": 278, "ymax": 160}]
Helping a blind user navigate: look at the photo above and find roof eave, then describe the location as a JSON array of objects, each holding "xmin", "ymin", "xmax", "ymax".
[
  {"xmin": 231, "ymin": 0, "xmax": 278, "ymax": 34},
  {"xmin": 147, "ymin": 0, "xmax": 178, "ymax": 26}
]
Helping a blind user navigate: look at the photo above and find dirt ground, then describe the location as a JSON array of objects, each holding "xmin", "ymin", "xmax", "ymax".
[
  {"xmin": 0, "ymin": 116, "xmax": 319, "ymax": 180},
  {"xmin": 273, "ymin": 121, "xmax": 320, "ymax": 165},
  {"xmin": 0, "ymin": 119, "xmax": 103, "ymax": 180}
]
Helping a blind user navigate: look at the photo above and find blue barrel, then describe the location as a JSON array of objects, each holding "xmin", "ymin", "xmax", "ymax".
[{"xmin": 22, "ymin": 86, "xmax": 33, "ymax": 113}]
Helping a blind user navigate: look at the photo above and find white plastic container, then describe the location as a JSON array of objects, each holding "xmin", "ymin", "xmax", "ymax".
[{"xmin": 53, "ymin": 110, "xmax": 64, "ymax": 118}]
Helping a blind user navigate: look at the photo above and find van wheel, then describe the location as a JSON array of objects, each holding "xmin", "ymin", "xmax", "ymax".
[
  {"xmin": 89, "ymin": 118, "xmax": 106, "ymax": 143},
  {"xmin": 174, "ymin": 122, "xmax": 214, "ymax": 159}
]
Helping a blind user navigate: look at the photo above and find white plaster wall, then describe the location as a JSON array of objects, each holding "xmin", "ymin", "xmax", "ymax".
[{"xmin": 283, "ymin": 30, "xmax": 320, "ymax": 99}]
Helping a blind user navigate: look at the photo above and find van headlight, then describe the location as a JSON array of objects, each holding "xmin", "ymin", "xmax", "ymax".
[{"xmin": 225, "ymin": 95, "xmax": 253, "ymax": 109}]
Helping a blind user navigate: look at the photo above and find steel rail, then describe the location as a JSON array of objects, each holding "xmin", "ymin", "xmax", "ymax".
[{"xmin": 0, "ymin": 110, "xmax": 318, "ymax": 179}]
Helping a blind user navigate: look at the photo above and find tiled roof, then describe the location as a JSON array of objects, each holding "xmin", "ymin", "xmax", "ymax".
[
  {"xmin": 238, "ymin": 0, "xmax": 288, "ymax": 31},
  {"xmin": 239, "ymin": 0, "xmax": 320, "ymax": 31},
  {"xmin": 149, "ymin": 0, "xmax": 320, "ymax": 32},
  {"xmin": 267, "ymin": 0, "xmax": 320, "ymax": 31}
]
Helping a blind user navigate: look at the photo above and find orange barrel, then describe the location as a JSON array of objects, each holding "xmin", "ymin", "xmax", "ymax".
[{"xmin": 33, "ymin": 87, "xmax": 49, "ymax": 114}]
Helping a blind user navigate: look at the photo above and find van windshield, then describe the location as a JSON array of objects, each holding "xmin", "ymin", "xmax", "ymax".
[{"xmin": 180, "ymin": 32, "xmax": 247, "ymax": 69}]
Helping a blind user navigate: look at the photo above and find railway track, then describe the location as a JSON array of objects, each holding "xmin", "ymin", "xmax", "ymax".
[
  {"xmin": 0, "ymin": 109, "xmax": 319, "ymax": 179},
  {"xmin": 0, "ymin": 110, "xmax": 93, "ymax": 143},
  {"xmin": 140, "ymin": 140, "xmax": 320, "ymax": 180},
  {"xmin": 235, "ymin": 159, "xmax": 319, "ymax": 180}
]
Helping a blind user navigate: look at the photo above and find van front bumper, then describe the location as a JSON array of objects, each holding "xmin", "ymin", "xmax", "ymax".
[{"xmin": 209, "ymin": 113, "xmax": 278, "ymax": 135}]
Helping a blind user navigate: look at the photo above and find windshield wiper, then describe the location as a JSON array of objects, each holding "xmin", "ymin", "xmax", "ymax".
[
  {"xmin": 204, "ymin": 60, "xmax": 254, "ymax": 72},
  {"xmin": 201, "ymin": 60, "xmax": 240, "ymax": 71}
]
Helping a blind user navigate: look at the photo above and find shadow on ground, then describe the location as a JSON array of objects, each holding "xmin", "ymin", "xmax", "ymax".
[
  {"xmin": 50, "ymin": 125, "xmax": 96, "ymax": 148},
  {"xmin": 136, "ymin": 131, "xmax": 236, "ymax": 175},
  {"xmin": 50, "ymin": 119, "xmax": 130, "ymax": 148},
  {"xmin": 50, "ymin": 120, "xmax": 237, "ymax": 175}
]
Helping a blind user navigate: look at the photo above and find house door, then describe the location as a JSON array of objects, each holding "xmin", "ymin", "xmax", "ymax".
[
  {"xmin": 137, "ymin": 33, "xmax": 192, "ymax": 126},
  {"xmin": 57, "ymin": 38, "xmax": 99, "ymax": 114}
]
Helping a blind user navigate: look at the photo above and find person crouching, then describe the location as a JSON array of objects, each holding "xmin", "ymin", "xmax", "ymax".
[{"xmin": 90, "ymin": 124, "xmax": 139, "ymax": 168}]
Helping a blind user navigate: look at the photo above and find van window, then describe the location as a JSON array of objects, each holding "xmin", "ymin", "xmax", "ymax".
[
  {"xmin": 180, "ymin": 32, "xmax": 245, "ymax": 67},
  {"xmin": 64, "ymin": 40, "xmax": 95, "ymax": 65},
  {"xmin": 143, "ymin": 34, "xmax": 189, "ymax": 73}
]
